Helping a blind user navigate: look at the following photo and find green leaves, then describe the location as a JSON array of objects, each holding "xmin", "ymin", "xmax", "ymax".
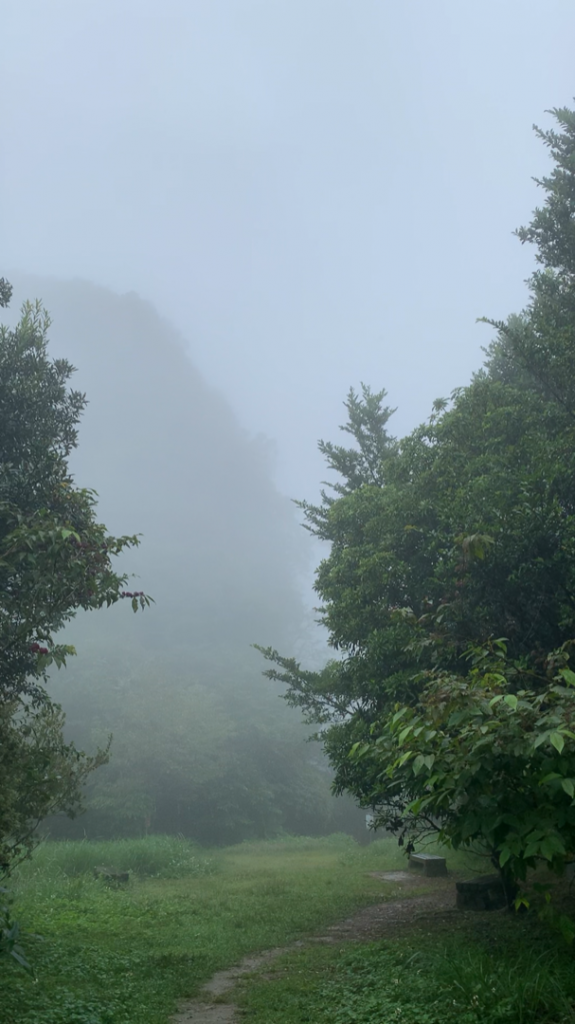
[
  {"xmin": 0, "ymin": 890, "xmax": 35, "ymax": 974},
  {"xmin": 455, "ymin": 532, "xmax": 495, "ymax": 561},
  {"xmin": 342, "ymin": 633, "xmax": 575, "ymax": 885},
  {"xmin": 550, "ymin": 732, "xmax": 565, "ymax": 754},
  {"xmin": 559, "ymin": 668, "xmax": 575, "ymax": 688},
  {"xmin": 412, "ymin": 753, "xmax": 435, "ymax": 776},
  {"xmin": 261, "ymin": 106, "xmax": 575, "ymax": 894}
]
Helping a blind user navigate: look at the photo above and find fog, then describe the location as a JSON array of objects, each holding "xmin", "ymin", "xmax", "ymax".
[
  {"xmin": 2, "ymin": 3, "xmax": 574, "ymax": 842},
  {"xmin": 6, "ymin": 274, "xmax": 308, "ymax": 654},
  {"xmin": 5, "ymin": 273, "xmax": 352, "ymax": 842},
  {"xmin": 4, "ymin": 2, "xmax": 575, "ymax": 498}
]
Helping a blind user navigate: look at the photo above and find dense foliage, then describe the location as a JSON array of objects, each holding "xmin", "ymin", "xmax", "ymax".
[
  {"xmin": 260, "ymin": 106, "xmax": 575, "ymax": 892},
  {"xmin": 239, "ymin": 927, "xmax": 575, "ymax": 1024},
  {"xmin": 0, "ymin": 289, "xmax": 148, "ymax": 872}
]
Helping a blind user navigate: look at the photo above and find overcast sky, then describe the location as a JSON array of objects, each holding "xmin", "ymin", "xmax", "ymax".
[{"xmin": 2, "ymin": 0, "xmax": 574, "ymax": 499}]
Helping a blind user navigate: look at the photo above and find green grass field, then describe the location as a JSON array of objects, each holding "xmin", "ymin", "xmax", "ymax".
[
  {"xmin": 2, "ymin": 834, "xmax": 574, "ymax": 1024},
  {"xmin": 235, "ymin": 929, "xmax": 575, "ymax": 1024},
  {"xmin": 0, "ymin": 834, "xmax": 407, "ymax": 1024}
]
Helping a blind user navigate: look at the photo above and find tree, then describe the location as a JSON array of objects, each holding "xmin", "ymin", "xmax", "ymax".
[
  {"xmin": 259, "ymin": 106, "xmax": 575, "ymax": 899},
  {"xmin": 0, "ymin": 287, "xmax": 149, "ymax": 872}
]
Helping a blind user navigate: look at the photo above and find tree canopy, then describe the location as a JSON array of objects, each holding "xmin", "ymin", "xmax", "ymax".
[{"xmin": 260, "ymin": 106, "xmax": 575, "ymax": 896}]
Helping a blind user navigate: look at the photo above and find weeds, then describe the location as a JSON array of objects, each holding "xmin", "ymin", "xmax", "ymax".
[
  {"xmin": 14, "ymin": 834, "xmax": 218, "ymax": 880},
  {"xmin": 0, "ymin": 889, "xmax": 35, "ymax": 974},
  {"xmin": 0, "ymin": 833, "xmax": 393, "ymax": 1024},
  {"xmin": 238, "ymin": 938, "xmax": 575, "ymax": 1024},
  {"xmin": 5, "ymin": 833, "xmax": 566, "ymax": 1024},
  {"xmin": 428, "ymin": 942, "xmax": 575, "ymax": 1023}
]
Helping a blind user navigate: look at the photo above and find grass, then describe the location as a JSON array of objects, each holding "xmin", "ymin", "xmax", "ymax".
[
  {"xmin": 235, "ymin": 934, "xmax": 575, "ymax": 1024},
  {"xmin": 235, "ymin": 877, "xmax": 575, "ymax": 1024},
  {"xmin": 0, "ymin": 833, "xmax": 415, "ymax": 1024},
  {"xmin": 16, "ymin": 833, "xmax": 218, "ymax": 879},
  {"xmin": 4, "ymin": 833, "xmax": 570, "ymax": 1024}
]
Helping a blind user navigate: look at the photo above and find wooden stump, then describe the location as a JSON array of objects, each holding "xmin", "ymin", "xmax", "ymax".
[{"xmin": 456, "ymin": 875, "xmax": 513, "ymax": 911}]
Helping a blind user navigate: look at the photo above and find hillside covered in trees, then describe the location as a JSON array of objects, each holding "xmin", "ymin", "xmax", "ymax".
[{"xmin": 5, "ymin": 275, "xmax": 360, "ymax": 844}]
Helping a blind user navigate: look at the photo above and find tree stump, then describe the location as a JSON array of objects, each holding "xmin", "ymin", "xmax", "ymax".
[{"xmin": 456, "ymin": 875, "xmax": 513, "ymax": 911}]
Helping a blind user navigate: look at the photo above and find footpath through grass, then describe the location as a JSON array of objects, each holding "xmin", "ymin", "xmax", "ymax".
[
  {"xmin": 4, "ymin": 834, "xmax": 575, "ymax": 1024},
  {"xmin": 0, "ymin": 833, "xmax": 406, "ymax": 1024},
  {"xmin": 236, "ymin": 926, "xmax": 575, "ymax": 1024},
  {"xmin": 233, "ymin": 865, "xmax": 575, "ymax": 1024}
]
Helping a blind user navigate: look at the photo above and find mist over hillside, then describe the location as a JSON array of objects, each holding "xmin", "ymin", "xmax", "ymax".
[
  {"xmin": 9, "ymin": 275, "xmax": 307, "ymax": 654},
  {"xmin": 6, "ymin": 275, "xmax": 358, "ymax": 842}
]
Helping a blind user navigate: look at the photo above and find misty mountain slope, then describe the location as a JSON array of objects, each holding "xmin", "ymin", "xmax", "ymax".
[
  {"xmin": 4, "ymin": 275, "xmax": 361, "ymax": 842},
  {"xmin": 9, "ymin": 274, "xmax": 306, "ymax": 657}
]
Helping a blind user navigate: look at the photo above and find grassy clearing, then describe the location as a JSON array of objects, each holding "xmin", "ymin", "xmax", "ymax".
[
  {"xmin": 236, "ymin": 915, "xmax": 575, "ymax": 1024},
  {"xmin": 3, "ymin": 833, "xmax": 551, "ymax": 1024},
  {"xmin": 0, "ymin": 833, "xmax": 423, "ymax": 1024}
]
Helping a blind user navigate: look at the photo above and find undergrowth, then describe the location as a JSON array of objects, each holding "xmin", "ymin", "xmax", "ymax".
[
  {"xmin": 1, "ymin": 833, "xmax": 538, "ymax": 1024},
  {"xmin": 14, "ymin": 834, "xmax": 218, "ymax": 880},
  {"xmin": 237, "ymin": 932, "xmax": 575, "ymax": 1024},
  {"xmin": 0, "ymin": 833, "xmax": 402, "ymax": 1024}
]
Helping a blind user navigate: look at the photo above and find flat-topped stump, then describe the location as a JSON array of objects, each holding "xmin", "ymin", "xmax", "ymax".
[
  {"xmin": 408, "ymin": 853, "xmax": 447, "ymax": 877},
  {"xmin": 456, "ymin": 875, "xmax": 510, "ymax": 911}
]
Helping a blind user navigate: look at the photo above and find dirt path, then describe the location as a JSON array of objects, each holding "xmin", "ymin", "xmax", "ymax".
[{"xmin": 170, "ymin": 871, "xmax": 457, "ymax": 1024}]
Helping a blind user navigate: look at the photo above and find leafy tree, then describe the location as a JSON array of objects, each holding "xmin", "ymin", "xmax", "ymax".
[
  {"xmin": 260, "ymin": 106, "xmax": 575, "ymax": 898},
  {"xmin": 0, "ymin": 288, "xmax": 149, "ymax": 872}
]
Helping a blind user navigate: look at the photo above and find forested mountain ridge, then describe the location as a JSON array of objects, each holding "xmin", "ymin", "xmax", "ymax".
[
  {"xmin": 7, "ymin": 276, "xmax": 304, "ymax": 655},
  {"xmin": 5, "ymin": 275, "xmax": 355, "ymax": 843}
]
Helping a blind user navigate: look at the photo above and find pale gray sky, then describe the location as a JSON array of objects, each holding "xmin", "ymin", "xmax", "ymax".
[{"xmin": 2, "ymin": 0, "xmax": 574, "ymax": 499}]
